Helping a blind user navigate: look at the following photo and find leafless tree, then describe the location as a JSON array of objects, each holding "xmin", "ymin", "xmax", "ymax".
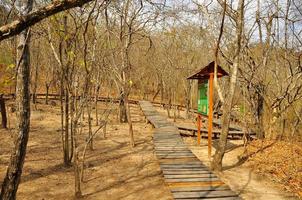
[{"xmin": 0, "ymin": 0, "xmax": 33, "ymax": 198}]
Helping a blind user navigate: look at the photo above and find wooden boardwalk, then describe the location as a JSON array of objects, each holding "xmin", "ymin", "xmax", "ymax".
[{"xmin": 139, "ymin": 101, "xmax": 241, "ymax": 200}]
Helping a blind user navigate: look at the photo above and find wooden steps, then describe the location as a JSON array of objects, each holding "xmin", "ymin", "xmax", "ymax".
[{"xmin": 139, "ymin": 101, "xmax": 241, "ymax": 200}]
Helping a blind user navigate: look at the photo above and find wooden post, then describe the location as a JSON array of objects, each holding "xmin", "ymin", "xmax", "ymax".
[
  {"xmin": 197, "ymin": 114, "xmax": 201, "ymax": 145},
  {"xmin": 208, "ymin": 73, "xmax": 214, "ymax": 159}
]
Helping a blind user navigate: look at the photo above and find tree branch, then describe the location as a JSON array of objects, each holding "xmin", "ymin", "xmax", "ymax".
[{"xmin": 0, "ymin": 0, "xmax": 103, "ymax": 41}]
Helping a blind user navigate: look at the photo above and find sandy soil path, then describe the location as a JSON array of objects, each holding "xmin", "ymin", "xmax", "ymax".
[{"xmin": 0, "ymin": 102, "xmax": 173, "ymax": 200}]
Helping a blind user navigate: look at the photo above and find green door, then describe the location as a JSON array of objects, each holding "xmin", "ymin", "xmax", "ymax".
[{"xmin": 198, "ymin": 81, "xmax": 208, "ymax": 115}]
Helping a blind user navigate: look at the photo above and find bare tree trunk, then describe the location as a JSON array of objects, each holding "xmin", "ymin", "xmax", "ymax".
[
  {"xmin": 69, "ymin": 95, "xmax": 74, "ymax": 163},
  {"xmin": 160, "ymin": 81, "xmax": 164, "ymax": 104},
  {"xmin": 45, "ymin": 83, "xmax": 50, "ymax": 105},
  {"xmin": 125, "ymin": 95, "xmax": 134, "ymax": 147},
  {"xmin": 87, "ymin": 100, "xmax": 93, "ymax": 150},
  {"xmin": 94, "ymin": 85, "xmax": 99, "ymax": 126},
  {"xmin": 0, "ymin": 94, "xmax": 7, "ymax": 129},
  {"xmin": 291, "ymin": 114, "xmax": 300, "ymax": 138},
  {"xmin": 72, "ymin": 119, "xmax": 81, "ymax": 198},
  {"xmin": 74, "ymin": 148, "xmax": 81, "ymax": 198},
  {"xmin": 103, "ymin": 122, "xmax": 107, "ymax": 138},
  {"xmin": 32, "ymin": 62, "xmax": 38, "ymax": 105},
  {"xmin": 255, "ymin": 89, "xmax": 265, "ymax": 139},
  {"xmin": 212, "ymin": 0, "xmax": 244, "ymax": 171},
  {"xmin": 166, "ymin": 89, "xmax": 172, "ymax": 118},
  {"xmin": 173, "ymin": 91, "xmax": 177, "ymax": 122},
  {"xmin": 280, "ymin": 119, "xmax": 286, "ymax": 139},
  {"xmin": 213, "ymin": 0, "xmax": 227, "ymax": 104},
  {"xmin": 212, "ymin": 73, "xmax": 237, "ymax": 170},
  {"xmin": 119, "ymin": 89, "xmax": 128, "ymax": 123},
  {"xmin": 185, "ymin": 80, "xmax": 191, "ymax": 119},
  {"xmin": 256, "ymin": 0, "xmax": 263, "ymax": 45},
  {"xmin": 0, "ymin": 0, "xmax": 33, "ymax": 197},
  {"xmin": 60, "ymin": 78, "xmax": 65, "ymax": 162},
  {"xmin": 64, "ymin": 90, "xmax": 71, "ymax": 166},
  {"xmin": 152, "ymin": 78, "xmax": 162, "ymax": 101},
  {"xmin": 152, "ymin": 88, "xmax": 160, "ymax": 102}
]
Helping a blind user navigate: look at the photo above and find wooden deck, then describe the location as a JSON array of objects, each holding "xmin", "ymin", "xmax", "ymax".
[
  {"xmin": 139, "ymin": 101, "xmax": 241, "ymax": 200},
  {"xmin": 176, "ymin": 124, "xmax": 255, "ymax": 139}
]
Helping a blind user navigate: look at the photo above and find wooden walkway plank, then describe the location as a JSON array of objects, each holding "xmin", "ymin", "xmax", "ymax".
[
  {"xmin": 164, "ymin": 174, "xmax": 218, "ymax": 179},
  {"xmin": 172, "ymin": 190, "xmax": 239, "ymax": 198},
  {"xmin": 174, "ymin": 197, "xmax": 241, "ymax": 200},
  {"xmin": 162, "ymin": 169, "xmax": 215, "ymax": 173},
  {"xmin": 163, "ymin": 171, "xmax": 215, "ymax": 175},
  {"xmin": 170, "ymin": 185, "xmax": 230, "ymax": 192},
  {"xmin": 165, "ymin": 178, "xmax": 221, "ymax": 182},
  {"xmin": 139, "ymin": 101, "xmax": 241, "ymax": 199}
]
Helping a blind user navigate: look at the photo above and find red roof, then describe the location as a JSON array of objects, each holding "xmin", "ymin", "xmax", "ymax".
[{"xmin": 187, "ymin": 61, "xmax": 228, "ymax": 80}]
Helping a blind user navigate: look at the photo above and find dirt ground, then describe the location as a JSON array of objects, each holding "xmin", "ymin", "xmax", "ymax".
[
  {"xmin": 0, "ymin": 101, "xmax": 173, "ymax": 200},
  {"xmin": 182, "ymin": 138, "xmax": 299, "ymax": 200},
  {"xmin": 155, "ymin": 106, "xmax": 301, "ymax": 200},
  {"xmin": 1, "ymin": 101, "xmax": 301, "ymax": 200}
]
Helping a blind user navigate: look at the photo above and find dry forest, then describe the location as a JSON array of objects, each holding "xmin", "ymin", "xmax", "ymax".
[{"xmin": 0, "ymin": 0, "xmax": 301, "ymax": 199}]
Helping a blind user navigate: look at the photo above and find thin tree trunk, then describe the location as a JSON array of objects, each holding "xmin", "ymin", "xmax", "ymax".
[
  {"xmin": 185, "ymin": 80, "xmax": 191, "ymax": 119},
  {"xmin": 173, "ymin": 91, "xmax": 176, "ymax": 122},
  {"xmin": 213, "ymin": 0, "xmax": 227, "ymax": 104},
  {"xmin": 0, "ymin": 94, "xmax": 7, "ymax": 129},
  {"xmin": 160, "ymin": 81, "xmax": 164, "ymax": 104},
  {"xmin": 119, "ymin": 89, "xmax": 127, "ymax": 123},
  {"xmin": 73, "ymin": 121, "xmax": 81, "ymax": 198},
  {"xmin": 45, "ymin": 84, "xmax": 50, "ymax": 105},
  {"xmin": 291, "ymin": 118, "xmax": 299, "ymax": 138},
  {"xmin": 64, "ymin": 89, "xmax": 71, "ymax": 166},
  {"xmin": 103, "ymin": 122, "xmax": 107, "ymax": 139},
  {"xmin": 60, "ymin": 78, "xmax": 65, "ymax": 163},
  {"xmin": 69, "ymin": 94, "xmax": 74, "ymax": 162},
  {"xmin": 255, "ymin": 90, "xmax": 265, "ymax": 139},
  {"xmin": 125, "ymin": 94, "xmax": 134, "ymax": 147},
  {"xmin": 152, "ymin": 79, "xmax": 162, "ymax": 101},
  {"xmin": 256, "ymin": 0, "xmax": 263, "ymax": 45},
  {"xmin": 32, "ymin": 63, "xmax": 38, "ymax": 105},
  {"xmin": 71, "ymin": 81, "xmax": 83, "ymax": 197},
  {"xmin": 167, "ymin": 89, "xmax": 172, "ymax": 118},
  {"xmin": 74, "ymin": 149, "xmax": 81, "ymax": 197},
  {"xmin": 87, "ymin": 101, "xmax": 93, "ymax": 150},
  {"xmin": 0, "ymin": 0, "xmax": 33, "ymax": 196},
  {"xmin": 94, "ymin": 85, "xmax": 99, "ymax": 126},
  {"xmin": 279, "ymin": 119, "xmax": 286, "ymax": 140}
]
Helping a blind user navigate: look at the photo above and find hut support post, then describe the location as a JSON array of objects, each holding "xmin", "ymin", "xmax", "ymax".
[
  {"xmin": 208, "ymin": 73, "xmax": 214, "ymax": 159},
  {"xmin": 197, "ymin": 114, "xmax": 201, "ymax": 145}
]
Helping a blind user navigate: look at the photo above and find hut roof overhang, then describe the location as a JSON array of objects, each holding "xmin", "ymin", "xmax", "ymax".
[{"xmin": 187, "ymin": 61, "xmax": 229, "ymax": 80}]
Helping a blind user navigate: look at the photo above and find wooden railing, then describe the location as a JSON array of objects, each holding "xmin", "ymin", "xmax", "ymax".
[{"xmin": 2, "ymin": 93, "xmax": 243, "ymax": 129}]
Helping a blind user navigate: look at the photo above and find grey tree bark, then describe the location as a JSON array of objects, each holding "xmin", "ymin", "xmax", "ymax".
[
  {"xmin": 0, "ymin": 0, "xmax": 33, "ymax": 198},
  {"xmin": 212, "ymin": 0, "xmax": 244, "ymax": 171}
]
